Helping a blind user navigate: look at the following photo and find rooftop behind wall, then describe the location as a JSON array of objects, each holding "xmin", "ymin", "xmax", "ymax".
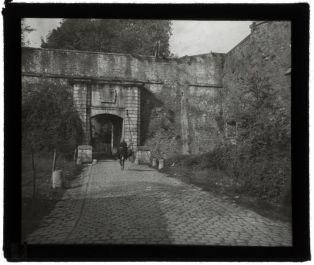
[{"xmin": 22, "ymin": 47, "xmax": 225, "ymax": 87}]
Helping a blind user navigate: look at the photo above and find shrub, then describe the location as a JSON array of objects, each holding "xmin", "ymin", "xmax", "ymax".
[
  {"xmin": 22, "ymin": 81, "xmax": 83, "ymax": 157},
  {"xmin": 200, "ymin": 142, "xmax": 290, "ymax": 204}
]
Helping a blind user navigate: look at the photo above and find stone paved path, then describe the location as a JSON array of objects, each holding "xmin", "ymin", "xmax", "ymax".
[{"xmin": 26, "ymin": 160, "xmax": 292, "ymax": 245}]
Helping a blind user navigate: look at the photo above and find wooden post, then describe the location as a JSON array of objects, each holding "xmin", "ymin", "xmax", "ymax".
[
  {"xmin": 52, "ymin": 149, "xmax": 57, "ymax": 173},
  {"xmin": 31, "ymin": 148, "xmax": 36, "ymax": 199}
]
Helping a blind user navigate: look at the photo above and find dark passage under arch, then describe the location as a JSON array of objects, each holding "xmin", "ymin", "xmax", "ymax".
[{"xmin": 90, "ymin": 114, "xmax": 123, "ymax": 158}]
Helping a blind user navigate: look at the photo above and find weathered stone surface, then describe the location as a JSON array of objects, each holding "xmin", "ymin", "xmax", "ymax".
[
  {"xmin": 136, "ymin": 150, "xmax": 151, "ymax": 164},
  {"xmin": 22, "ymin": 48, "xmax": 224, "ymax": 155},
  {"xmin": 22, "ymin": 21, "xmax": 289, "ymax": 157},
  {"xmin": 222, "ymin": 21, "xmax": 291, "ymax": 121},
  {"xmin": 77, "ymin": 145, "xmax": 93, "ymax": 163},
  {"xmin": 22, "ymin": 48, "xmax": 224, "ymax": 86}
]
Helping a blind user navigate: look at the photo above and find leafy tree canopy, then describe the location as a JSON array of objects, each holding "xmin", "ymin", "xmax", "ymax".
[
  {"xmin": 21, "ymin": 19, "xmax": 35, "ymax": 47},
  {"xmin": 41, "ymin": 19, "xmax": 172, "ymax": 56},
  {"xmin": 22, "ymin": 82, "xmax": 83, "ymax": 156}
]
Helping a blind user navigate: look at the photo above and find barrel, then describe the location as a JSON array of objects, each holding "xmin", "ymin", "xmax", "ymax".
[
  {"xmin": 92, "ymin": 159, "xmax": 97, "ymax": 165},
  {"xmin": 158, "ymin": 159, "xmax": 164, "ymax": 170},
  {"xmin": 152, "ymin": 158, "xmax": 157, "ymax": 167},
  {"xmin": 52, "ymin": 170, "xmax": 63, "ymax": 189}
]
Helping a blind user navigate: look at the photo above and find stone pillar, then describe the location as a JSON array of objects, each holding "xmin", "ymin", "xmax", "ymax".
[
  {"xmin": 180, "ymin": 86, "xmax": 190, "ymax": 154},
  {"xmin": 73, "ymin": 83, "xmax": 89, "ymax": 144},
  {"xmin": 77, "ymin": 145, "xmax": 93, "ymax": 163},
  {"xmin": 121, "ymin": 117, "xmax": 125, "ymax": 141},
  {"xmin": 85, "ymin": 85, "xmax": 91, "ymax": 144},
  {"xmin": 136, "ymin": 86, "xmax": 141, "ymax": 145},
  {"xmin": 124, "ymin": 86, "xmax": 140, "ymax": 147}
]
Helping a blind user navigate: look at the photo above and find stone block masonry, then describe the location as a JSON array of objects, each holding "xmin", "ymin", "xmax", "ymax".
[
  {"xmin": 22, "ymin": 47, "xmax": 224, "ymax": 156},
  {"xmin": 223, "ymin": 21, "xmax": 291, "ymax": 122},
  {"xmin": 77, "ymin": 145, "xmax": 93, "ymax": 163},
  {"xmin": 22, "ymin": 48, "xmax": 224, "ymax": 86},
  {"xmin": 22, "ymin": 21, "xmax": 289, "ymax": 157}
]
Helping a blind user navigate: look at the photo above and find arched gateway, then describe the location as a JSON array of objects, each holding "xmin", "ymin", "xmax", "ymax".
[
  {"xmin": 22, "ymin": 47, "xmax": 226, "ymax": 160},
  {"xmin": 91, "ymin": 114, "xmax": 123, "ymax": 157},
  {"xmin": 73, "ymin": 81, "xmax": 140, "ymax": 156}
]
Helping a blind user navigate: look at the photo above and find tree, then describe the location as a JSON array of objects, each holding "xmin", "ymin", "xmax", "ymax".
[
  {"xmin": 41, "ymin": 19, "xmax": 172, "ymax": 57},
  {"xmin": 22, "ymin": 82, "xmax": 83, "ymax": 157},
  {"xmin": 21, "ymin": 19, "xmax": 35, "ymax": 47},
  {"xmin": 22, "ymin": 82, "xmax": 83, "ymax": 197}
]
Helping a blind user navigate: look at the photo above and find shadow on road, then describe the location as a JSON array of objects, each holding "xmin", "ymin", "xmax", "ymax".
[
  {"xmin": 126, "ymin": 169, "xmax": 155, "ymax": 172},
  {"xmin": 69, "ymin": 194, "xmax": 172, "ymax": 244}
]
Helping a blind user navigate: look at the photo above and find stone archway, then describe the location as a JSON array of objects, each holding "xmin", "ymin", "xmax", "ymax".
[
  {"xmin": 73, "ymin": 82, "xmax": 141, "ymax": 148},
  {"xmin": 90, "ymin": 114, "xmax": 123, "ymax": 158}
]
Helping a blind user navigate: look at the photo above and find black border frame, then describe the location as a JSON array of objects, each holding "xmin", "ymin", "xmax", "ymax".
[{"xmin": 3, "ymin": 3, "xmax": 310, "ymax": 261}]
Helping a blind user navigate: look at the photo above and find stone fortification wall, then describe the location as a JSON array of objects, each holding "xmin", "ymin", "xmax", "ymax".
[
  {"xmin": 222, "ymin": 21, "xmax": 291, "ymax": 122},
  {"xmin": 22, "ymin": 47, "xmax": 225, "ymax": 158},
  {"xmin": 22, "ymin": 22, "xmax": 290, "ymax": 159},
  {"xmin": 22, "ymin": 47, "xmax": 224, "ymax": 87},
  {"xmin": 22, "ymin": 21, "xmax": 290, "ymax": 159}
]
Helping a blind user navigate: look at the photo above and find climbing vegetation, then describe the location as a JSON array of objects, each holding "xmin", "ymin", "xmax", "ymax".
[{"xmin": 219, "ymin": 72, "xmax": 291, "ymax": 204}]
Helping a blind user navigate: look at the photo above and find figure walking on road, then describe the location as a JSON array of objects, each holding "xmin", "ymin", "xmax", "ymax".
[{"xmin": 118, "ymin": 139, "xmax": 128, "ymax": 170}]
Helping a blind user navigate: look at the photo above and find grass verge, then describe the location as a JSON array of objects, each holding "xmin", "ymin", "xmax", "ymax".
[
  {"xmin": 21, "ymin": 152, "xmax": 82, "ymax": 241},
  {"xmin": 160, "ymin": 154, "xmax": 292, "ymax": 223}
]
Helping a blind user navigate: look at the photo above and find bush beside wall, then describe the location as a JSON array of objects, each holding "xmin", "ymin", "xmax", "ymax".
[{"xmin": 219, "ymin": 21, "xmax": 291, "ymax": 204}]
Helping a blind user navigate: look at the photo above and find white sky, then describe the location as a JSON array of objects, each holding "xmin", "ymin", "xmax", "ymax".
[
  {"xmin": 170, "ymin": 20, "xmax": 251, "ymax": 55},
  {"xmin": 24, "ymin": 19, "xmax": 251, "ymax": 56}
]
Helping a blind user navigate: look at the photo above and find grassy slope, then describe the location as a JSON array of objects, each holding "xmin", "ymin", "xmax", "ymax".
[
  {"xmin": 21, "ymin": 153, "xmax": 82, "ymax": 241},
  {"xmin": 160, "ymin": 154, "xmax": 292, "ymax": 223}
]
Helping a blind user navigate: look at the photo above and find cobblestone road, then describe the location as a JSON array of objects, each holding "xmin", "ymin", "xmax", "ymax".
[{"xmin": 26, "ymin": 160, "xmax": 292, "ymax": 245}]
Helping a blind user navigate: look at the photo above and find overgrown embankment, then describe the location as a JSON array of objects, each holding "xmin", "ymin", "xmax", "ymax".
[
  {"xmin": 161, "ymin": 145, "xmax": 291, "ymax": 223},
  {"xmin": 22, "ymin": 80, "xmax": 84, "ymax": 241},
  {"xmin": 22, "ymin": 152, "xmax": 83, "ymax": 241}
]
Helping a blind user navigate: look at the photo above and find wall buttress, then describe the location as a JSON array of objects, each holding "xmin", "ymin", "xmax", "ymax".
[{"xmin": 180, "ymin": 86, "xmax": 190, "ymax": 155}]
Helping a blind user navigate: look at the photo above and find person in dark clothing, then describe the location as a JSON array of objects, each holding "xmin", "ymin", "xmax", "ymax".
[{"xmin": 118, "ymin": 139, "xmax": 128, "ymax": 170}]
